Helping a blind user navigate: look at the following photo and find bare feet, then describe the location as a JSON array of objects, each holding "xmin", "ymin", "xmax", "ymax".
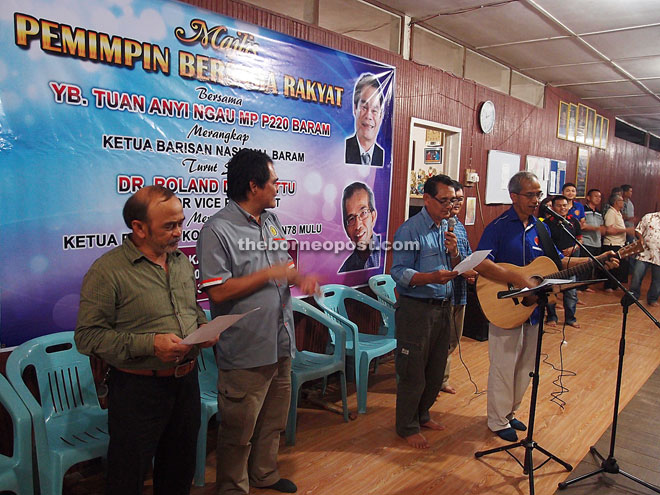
[
  {"xmin": 440, "ymin": 385, "xmax": 457, "ymax": 394},
  {"xmin": 405, "ymin": 432, "xmax": 429, "ymax": 449},
  {"xmin": 567, "ymin": 321, "xmax": 581, "ymax": 328},
  {"xmin": 584, "ymin": 288, "xmax": 595, "ymax": 293},
  {"xmin": 421, "ymin": 419, "xmax": 446, "ymax": 431},
  {"xmin": 577, "ymin": 300, "xmax": 586, "ymax": 306},
  {"xmin": 649, "ymin": 301, "xmax": 659, "ymax": 308},
  {"xmin": 546, "ymin": 320, "xmax": 557, "ymax": 328}
]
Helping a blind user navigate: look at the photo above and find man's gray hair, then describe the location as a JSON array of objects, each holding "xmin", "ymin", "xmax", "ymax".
[
  {"xmin": 508, "ymin": 171, "xmax": 539, "ymax": 194},
  {"xmin": 609, "ymin": 193, "xmax": 622, "ymax": 206}
]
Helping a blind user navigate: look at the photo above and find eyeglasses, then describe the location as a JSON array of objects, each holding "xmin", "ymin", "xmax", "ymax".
[
  {"xmin": 345, "ymin": 207, "xmax": 373, "ymax": 227},
  {"xmin": 453, "ymin": 197, "xmax": 465, "ymax": 203},
  {"xmin": 513, "ymin": 191, "xmax": 544, "ymax": 200},
  {"xmin": 429, "ymin": 195, "xmax": 460, "ymax": 206},
  {"xmin": 358, "ymin": 102, "xmax": 382, "ymax": 117}
]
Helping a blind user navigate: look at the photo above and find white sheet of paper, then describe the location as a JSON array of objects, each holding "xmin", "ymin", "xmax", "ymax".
[
  {"xmin": 453, "ymin": 250, "xmax": 491, "ymax": 274},
  {"xmin": 181, "ymin": 307, "xmax": 260, "ymax": 345}
]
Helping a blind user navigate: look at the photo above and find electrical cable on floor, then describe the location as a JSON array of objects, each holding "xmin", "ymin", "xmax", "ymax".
[
  {"xmin": 543, "ymin": 246, "xmax": 578, "ymax": 409},
  {"xmin": 453, "ymin": 315, "xmax": 486, "ymax": 398}
]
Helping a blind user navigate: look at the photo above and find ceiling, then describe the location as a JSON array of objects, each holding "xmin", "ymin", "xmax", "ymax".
[{"xmin": 378, "ymin": 0, "xmax": 660, "ymax": 136}]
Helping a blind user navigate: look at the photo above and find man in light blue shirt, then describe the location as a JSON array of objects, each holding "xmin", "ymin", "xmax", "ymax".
[{"xmin": 391, "ymin": 174, "xmax": 459, "ymax": 449}]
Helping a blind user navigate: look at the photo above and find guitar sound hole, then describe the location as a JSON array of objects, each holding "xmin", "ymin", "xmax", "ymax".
[{"xmin": 508, "ymin": 283, "xmax": 520, "ymax": 306}]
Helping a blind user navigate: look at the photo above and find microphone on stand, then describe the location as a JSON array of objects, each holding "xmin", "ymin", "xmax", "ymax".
[
  {"xmin": 445, "ymin": 217, "xmax": 456, "ymax": 256},
  {"xmin": 539, "ymin": 204, "xmax": 572, "ymax": 228}
]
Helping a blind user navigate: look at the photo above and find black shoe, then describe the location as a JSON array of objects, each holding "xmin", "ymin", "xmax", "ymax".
[
  {"xmin": 510, "ymin": 418, "xmax": 527, "ymax": 431},
  {"xmin": 264, "ymin": 478, "xmax": 298, "ymax": 493},
  {"xmin": 495, "ymin": 427, "xmax": 518, "ymax": 442}
]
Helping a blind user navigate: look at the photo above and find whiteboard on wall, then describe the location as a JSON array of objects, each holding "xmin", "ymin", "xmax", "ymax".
[{"xmin": 486, "ymin": 150, "xmax": 521, "ymax": 204}]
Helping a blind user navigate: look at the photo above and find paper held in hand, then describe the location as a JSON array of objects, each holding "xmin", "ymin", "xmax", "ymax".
[
  {"xmin": 453, "ymin": 250, "xmax": 491, "ymax": 275},
  {"xmin": 181, "ymin": 307, "xmax": 261, "ymax": 345}
]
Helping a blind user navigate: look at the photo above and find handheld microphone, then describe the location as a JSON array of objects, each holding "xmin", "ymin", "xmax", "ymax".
[
  {"xmin": 445, "ymin": 217, "xmax": 456, "ymax": 255},
  {"xmin": 540, "ymin": 204, "xmax": 572, "ymax": 228}
]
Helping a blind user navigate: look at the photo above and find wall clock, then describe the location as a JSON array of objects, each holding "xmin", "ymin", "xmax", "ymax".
[{"xmin": 479, "ymin": 100, "xmax": 496, "ymax": 134}]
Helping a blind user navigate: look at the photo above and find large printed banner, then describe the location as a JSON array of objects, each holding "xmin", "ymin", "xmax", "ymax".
[{"xmin": 0, "ymin": 0, "xmax": 395, "ymax": 346}]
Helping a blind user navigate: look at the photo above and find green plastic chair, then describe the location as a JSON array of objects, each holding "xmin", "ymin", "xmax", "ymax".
[
  {"xmin": 0, "ymin": 372, "xmax": 34, "ymax": 495},
  {"xmin": 6, "ymin": 331, "xmax": 108, "ymax": 495},
  {"xmin": 314, "ymin": 284, "xmax": 396, "ymax": 414},
  {"xmin": 194, "ymin": 344, "xmax": 218, "ymax": 487},
  {"xmin": 368, "ymin": 274, "xmax": 397, "ymax": 309},
  {"xmin": 286, "ymin": 298, "xmax": 349, "ymax": 445}
]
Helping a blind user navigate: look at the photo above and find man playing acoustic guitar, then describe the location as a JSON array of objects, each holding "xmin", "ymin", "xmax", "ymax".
[{"xmin": 472, "ymin": 171, "xmax": 619, "ymax": 442}]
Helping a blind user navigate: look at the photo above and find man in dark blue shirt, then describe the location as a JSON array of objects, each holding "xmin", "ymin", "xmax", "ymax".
[
  {"xmin": 474, "ymin": 171, "xmax": 618, "ymax": 442},
  {"xmin": 391, "ymin": 174, "xmax": 459, "ymax": 449}
]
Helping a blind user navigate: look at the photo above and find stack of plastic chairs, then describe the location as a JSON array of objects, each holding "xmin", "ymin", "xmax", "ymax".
[
  {"xmin": 315, "ymin": 285, "xmax": 396, "ymax": 414},
  {"xmin": 6, "ymin": 331, "xmax": 109, "ymax": 495},
  {"xmin": 286, "ymin": 298, "xmax": 349, "ymax": 445},
  {"xmin": 368, "ymin": 274, "xmax": 397, "ymax": 309},
  {"xmin": 194, "ymin": 344, "xmax": 219, "ymax": 486},
  {"xmin": 0, "ymin": 372, "xmax": 33, "ymax": 495}
]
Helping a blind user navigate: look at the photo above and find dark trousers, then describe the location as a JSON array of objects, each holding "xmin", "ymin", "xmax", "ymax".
[
  {"xmin": 395, "ymin": 296, "xmax": 452, "ymax": 438},
  {"xmin": 603, "ymin": 245, "xmax": 628, "ymax": 289},
  {"xmin": 580, "ymin": 245, "xmax": 604, "ymax": 281},
  {"xmin": 106, "ymin": 368, "xmax": 201, "ymax": 495}
]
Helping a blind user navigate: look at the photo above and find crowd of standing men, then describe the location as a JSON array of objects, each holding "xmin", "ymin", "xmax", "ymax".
[{"xmin": 74, "ymin": 147, "xmax": 657, "ymax": 493}]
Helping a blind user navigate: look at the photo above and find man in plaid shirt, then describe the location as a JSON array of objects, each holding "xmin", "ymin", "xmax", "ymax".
[{"xmin": 441, "ymin": 181, "xmax": 475, "ymax": 394}]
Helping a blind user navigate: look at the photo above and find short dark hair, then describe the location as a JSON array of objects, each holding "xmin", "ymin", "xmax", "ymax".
[
  {"xmin": 424, "ymin": 174, "xmax": 455, "ymax": 197},
  {"xmin": 122, "ymin": 185, "xmax": 175, "ymax": 229},
  {"xmin": 621, "ymin": 184, "xmax": 632, "ymax": 192},
  {"xmin": 226, "ymin": 148, "xmax": 273, "ymax": 202},
  {"xmin": 342, "ymin": 182, "xmax": 375, "ymax": 229},
  {"xmin": 552, "ymin": 194, "xmax": 569, "ymax": 205},
  {"xmin": 562, "ymin": 182, "xmax": 576, "ymax": 191},
  {"xmin": 586, "ymin": 188, "xmax": 601, "ymax": 196},
  {"xmin": 353, "ymin": 73, "xmax": 383, "ymax": 109},
  {"xmin": 610, "ymin": 186, "xmax": 622, "ymax": 195},
  {"xmin": 452, "ymin": 180, "xmax": 464, "ymax": 192}
]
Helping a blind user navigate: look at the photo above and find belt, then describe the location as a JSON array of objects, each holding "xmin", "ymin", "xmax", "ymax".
[
  {"xmin": 116, "ymin": 359, "xmax": 196, "ymax": 378},
  {"xmin": 401, "ymin": 295, "xmax": 451, "ymax": 306}
]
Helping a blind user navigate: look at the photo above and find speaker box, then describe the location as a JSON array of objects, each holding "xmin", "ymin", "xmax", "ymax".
[{"xmin": 463, "ymin": 283, "xmax": 489, "ymax": 341}]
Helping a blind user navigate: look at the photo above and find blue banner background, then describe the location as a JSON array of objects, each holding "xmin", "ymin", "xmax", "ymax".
[{"xmin": 0, "ymin": 0, "xmax": 395, "ymax": 346}]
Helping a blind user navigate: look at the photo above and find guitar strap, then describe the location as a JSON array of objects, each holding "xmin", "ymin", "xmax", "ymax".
[{"xmin": 535, "ymin": 220, "xmax": 563, "ymax": 270}]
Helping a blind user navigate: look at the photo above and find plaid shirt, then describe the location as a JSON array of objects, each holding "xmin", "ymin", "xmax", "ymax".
[{"xmin": 451, "ymin": 218, "xmax": 472, "ymax": 306}]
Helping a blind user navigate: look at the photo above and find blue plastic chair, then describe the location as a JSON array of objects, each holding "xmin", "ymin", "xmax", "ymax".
[
  {"xmin": 6, "ymin": 331, "xmax": 109, "ymax": 495},
  {"xmin": 194, "ymin": 345, "xmax": 219, "ymax": 487},
  {"xmin": 368, "ymin": 274, "xmax": 397, "ymax": 309},
  {"xmin": 0, "ymin": 372, "xmax": 33, "ymax": 495},
  {"xmin": 314, "ymin": 285, "xmax": 396, "ymax": 414},
  {"xmin": 286, "ymin": 298, "xmax": 349, "ymax": 445}
]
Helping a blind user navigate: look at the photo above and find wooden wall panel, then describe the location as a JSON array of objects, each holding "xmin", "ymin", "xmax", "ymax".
[{"xmin": 182, "ymin": 0, "xmax": 660, "ymax": 251}]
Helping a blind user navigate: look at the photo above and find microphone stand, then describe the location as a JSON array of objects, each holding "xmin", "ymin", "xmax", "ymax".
[{"xmin": 543, "ymin": 210, "xmax": 660, "ymax": 493}]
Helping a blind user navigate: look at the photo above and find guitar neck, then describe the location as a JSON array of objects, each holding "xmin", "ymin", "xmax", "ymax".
[
  {"xmin": 544, "ymin": 259, "xmax": 596, "ymax": 281},
  {"xmin": 543, "ymin": 240, "xmax": 641, "ymax": 281}
]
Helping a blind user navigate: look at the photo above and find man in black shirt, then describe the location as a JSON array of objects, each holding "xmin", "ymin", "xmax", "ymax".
[{"xmin": 545, "ymin": 195, "xmax": 581, "ymax": 328}]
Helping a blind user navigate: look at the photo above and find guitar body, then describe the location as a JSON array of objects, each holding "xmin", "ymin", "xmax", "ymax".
[{"xmin": 476, "ymin": 256, "xmax": 560, "ymax": 329}]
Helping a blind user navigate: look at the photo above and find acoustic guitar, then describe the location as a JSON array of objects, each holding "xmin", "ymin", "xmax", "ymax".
[{"xmin": 476, "ymin": 241, "xmax": 643, "ymax": 329}]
